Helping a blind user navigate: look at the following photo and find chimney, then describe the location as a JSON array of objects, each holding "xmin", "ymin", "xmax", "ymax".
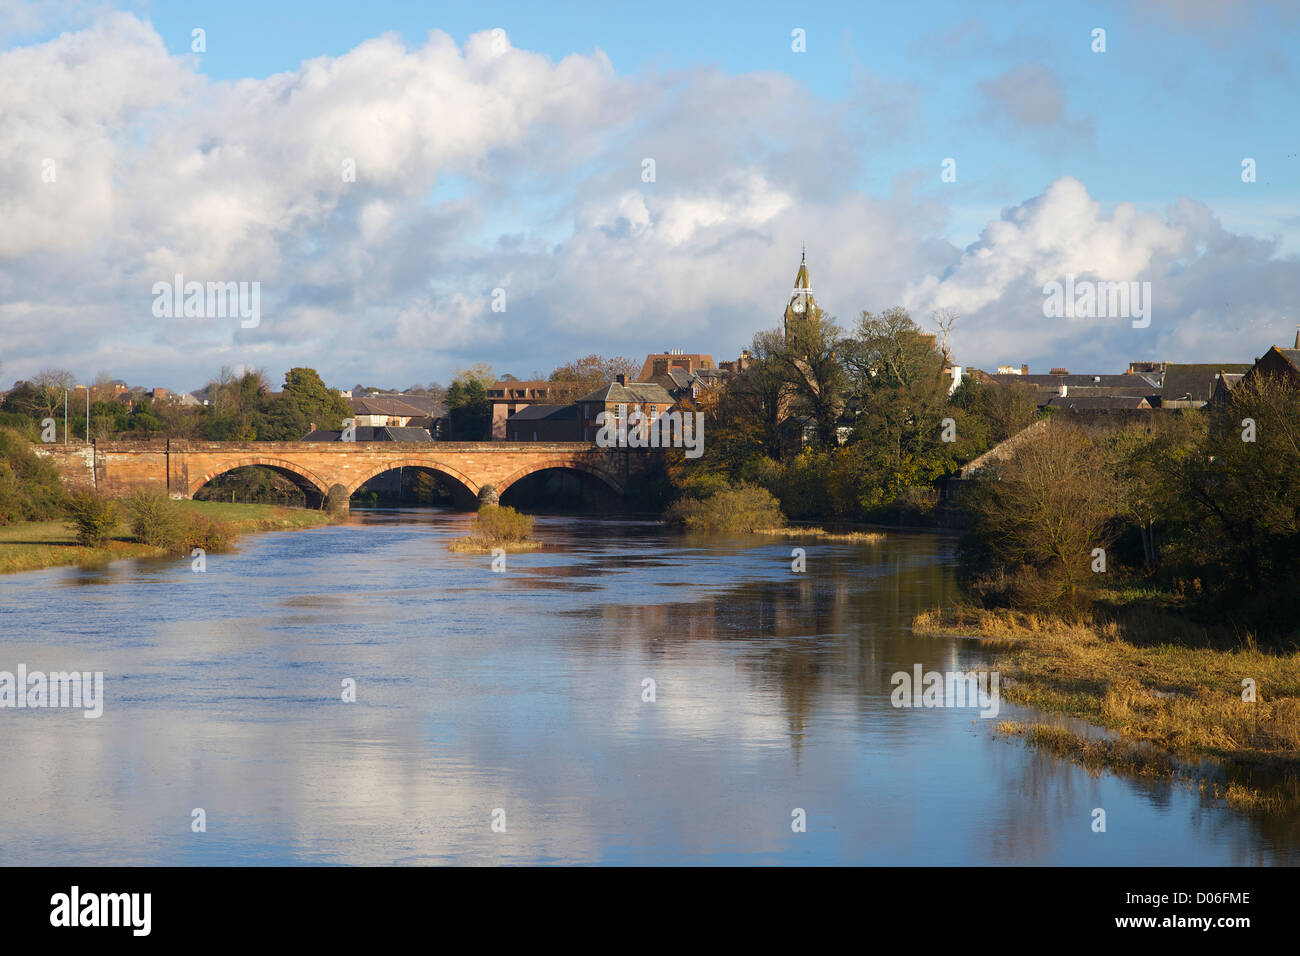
[
  {"xmin": 1021, "ymin": 364, "xmax": 1029, "ymax": 376},
  {"xmin": 616, "ymin": 374, "xmax": 626, "ymax": 386},
  {"xmin": 309, "ymin": 422, "xmax": 316, "ymax": 432}
]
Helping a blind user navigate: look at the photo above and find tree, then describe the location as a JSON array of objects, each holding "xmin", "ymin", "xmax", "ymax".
[
  {"xmin": 547, "ymin": 354, "xmax": 639, "ymax": 402},
  {"xmin": 280, "ymin": 367, "xmax": 350, "ymax": 434},
  {"xmin": 950, "ymin": 377, "xmax": 1040, "ymax": 446},
  {"xmin": 445, "ymin": 372, "xmax": 491, "ymax": 441},
  {"xmin": 763, "ymin": 319, "xmax": 844, "ymax": 447},
  {"xmin": 1102, "ymin": 413, "xmax": 1203, "ymax": 570},
  {"xmin": 88, "ymin": 399, "xmax": 129, "ymax": 440},
  {"xmin": 712, "ymin": 333, "xmax": 791, "ymax": 467},
  {"xmin": 32, "ymin": 369, "xmax": 77, "ymax": 422},
  {"xmin": 203, "ymin": 368, "xmax": 268, "ymax": 441},
  {"xmin": 0, "ymin": 381, "xmax": 41, "ymax": 420},
  {"xmin": 1173, "ymin": 374, "xmax": 1300, "ymax": 604},
  {"xmin": 839, "ymin": 308, "xmax": 957, "ymax": 507},
  {"xmin": 960, "ymin": 422, "xmax": 1120, "ymax": 608},
  {"xmin": 932, "ymin": 309, "xmax": 959, "ymax": 366},
  {"xmin": 455, "ymin": 363, "xmax": 496, "ymax": 389}
]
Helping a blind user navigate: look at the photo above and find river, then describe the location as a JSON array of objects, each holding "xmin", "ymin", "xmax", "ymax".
[{"xmin": 0, "ymin": 509, "xmax": 1293, "ymax": 865}]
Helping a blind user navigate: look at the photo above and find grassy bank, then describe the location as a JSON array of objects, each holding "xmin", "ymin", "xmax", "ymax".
[
  {"xmin": 913, "ymin": 605, "xmax": 1300, "ymax": 815},
  {"xmin": 0, "ymin": 500, "xmax": 335, "ymax": 574}
]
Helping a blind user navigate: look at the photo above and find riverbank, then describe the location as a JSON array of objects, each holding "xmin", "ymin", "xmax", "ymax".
[
  {"xmin": 0, "ymin": 501, "xmax": 336, "ymax": 575},
  {"xmin": 913, "ymin": 605, "xmax": 1300, "ymax": 815}
]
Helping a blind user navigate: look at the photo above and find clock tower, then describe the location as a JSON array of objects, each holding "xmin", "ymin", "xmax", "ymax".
[{"xmin": 783, "ymin": 246, "xmax": 819, "ymax": 341}]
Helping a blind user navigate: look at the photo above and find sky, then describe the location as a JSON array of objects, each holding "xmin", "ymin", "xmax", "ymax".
[{"xmin": 0, "ymin": 0, "xmax": 1297, "ymax": 392}]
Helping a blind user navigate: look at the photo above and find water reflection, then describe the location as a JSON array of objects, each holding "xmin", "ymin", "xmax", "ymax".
[{"xmin": 0, "ymin": 509, "xmax": 1293, "ymax": 865}]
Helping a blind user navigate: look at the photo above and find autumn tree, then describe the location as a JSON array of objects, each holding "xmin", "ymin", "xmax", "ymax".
[
  {"xmin": 547, "ymin": 354, "xmax": 639, "ymax": 402},
  {"xmin": 761, "ymin": 320, "xmax": 844, "ymax": 447}
]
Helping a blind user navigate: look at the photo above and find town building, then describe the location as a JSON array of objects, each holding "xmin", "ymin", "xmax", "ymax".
[
  {"xmin": 1240, "ymin": 330, "xmax": 1300, "ymax": 389},
  {"xmin": 637, "ymin": 351, "xmax": 717, "ymax": 382},
  {"xmin": 1158, "ymin": 364, "xmax": 1254, "ymax": 408},
  {"xmin": 487, "ymin": 380, "xmax": 562, "ymax": 440},
  {"xmin": 575, "ymin": 375, "xmax": 676, "ymax": 443},
  {"xmin": 348, "ymin": 396, "xmax": 433, "ymax": 429},
  {"xmin": 504, "ymin": 404, "xmax": 579, "ymax": 442}
]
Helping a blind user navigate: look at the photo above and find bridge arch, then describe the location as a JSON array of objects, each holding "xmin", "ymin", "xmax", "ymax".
[
  {"xmin": 188, "ymin": 457, "xmax": 333, "ymax": 501},
  {"xmin": 496, "ymin": 457, "xmax": 625, "ymax": 497},
  {"xmin": 343, "ymin": 459, "xmax": 481, "ymax": 499}
]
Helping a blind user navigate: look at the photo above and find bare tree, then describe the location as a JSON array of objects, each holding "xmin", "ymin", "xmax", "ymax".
[
  {"xmin": 547, "ymin": 354, "xmax": 639, "ymax": 402},
  {"xmin": 32, "ymin": 368, "xmax": 77, "ymax": 421},
  {"xmin": 932, "ymin": 309, "xmax": 959, "ymax": 365}
]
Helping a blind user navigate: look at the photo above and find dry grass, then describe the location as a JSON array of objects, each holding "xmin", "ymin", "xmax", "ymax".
[
  {"xmin": 917, "ymin": 605, "xmax": 1300, "ymax": 814},
  {"xmin": 447, "ymin": 537, "xmax": 542, "ymax": 554},
  {"xmin": 755, "ymin": 527, "xmax": 886, "ymax": 543},
  {"xmin": 0, "ymin": 501, "xmax": 334, "ymax": 574}
]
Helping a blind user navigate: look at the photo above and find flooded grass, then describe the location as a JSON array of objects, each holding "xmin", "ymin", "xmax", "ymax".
[
  {"xmin": 447, "ymin": 537, "xmax": 542, "ymax": 553},
  {"xmin": 917, "ymin": 606, "xmax": 1300, "ymax": 815},
  {"xmin": 755, "ymin": 527, "xmax": 886, "ymax": 543}
]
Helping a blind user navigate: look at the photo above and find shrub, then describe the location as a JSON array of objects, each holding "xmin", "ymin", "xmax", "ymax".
[
  {"xmin": 183, "ymin": 514, "xmax": 233, "ymax": 553},
  {"xmin": 664, "ymin": 481, "xmax": 786, "ymax": 534},
  {"xmin": 474, "ymin": 504, "xmax": 534, "ymax": 543},
  {"xmin": 0, "ymin": 427, "xmax": 66, "ymax": 524},
  {"xmin": 0, "ymin": 412, "xmax": 35, "ymax": 436},
  {"xmin": 125, "ymin": 488, "xmax": 185, "ymax": 547},
  {"xmin": 65, "ymin": 491, "xmax": 120, "ymax": 547}
]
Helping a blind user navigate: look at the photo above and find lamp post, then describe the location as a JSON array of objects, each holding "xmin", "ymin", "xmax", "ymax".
[{"xmin": 63, "ymin": 389, "xmax": 68, "ymax": 444}]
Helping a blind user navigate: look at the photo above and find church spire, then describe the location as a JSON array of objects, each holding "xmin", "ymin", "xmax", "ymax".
[{"xmin": 794, "ymin": 244, "xmax": 810, "ymax": 290}]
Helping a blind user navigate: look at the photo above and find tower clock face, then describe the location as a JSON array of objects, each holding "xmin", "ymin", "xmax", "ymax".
[{"xmin": 792, "ymin": 299, "xmax": 806, "ymax": 313}]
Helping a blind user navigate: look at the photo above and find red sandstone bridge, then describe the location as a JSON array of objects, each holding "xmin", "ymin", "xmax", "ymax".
[{"xmin": 36, "ymin": 440, "xmax": 656, "ymax": 508}]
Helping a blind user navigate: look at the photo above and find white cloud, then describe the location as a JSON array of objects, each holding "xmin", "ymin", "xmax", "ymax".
[
  {"xmin": 906, "ymin": 176, "xmax": 1300, "ymax": 369},
  {"xmin": 0, "ymin": 13, "xmax": 1296, "ymax": 391}
]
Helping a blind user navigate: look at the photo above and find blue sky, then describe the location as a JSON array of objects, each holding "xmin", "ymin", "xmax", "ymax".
[{"xmin": 1, "ymin": 0, "xmax": 1297, "ymax": 390}]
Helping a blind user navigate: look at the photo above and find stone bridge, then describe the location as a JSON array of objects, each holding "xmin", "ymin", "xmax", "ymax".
[{"xmin": 36, "ymin": 440, "xmax": 657, "ymax": 508}]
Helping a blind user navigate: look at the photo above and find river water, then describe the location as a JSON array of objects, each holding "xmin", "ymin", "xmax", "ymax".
[{"xmin": 0, "ymin": 510, "xmax": 1293, "ymax": 865}]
